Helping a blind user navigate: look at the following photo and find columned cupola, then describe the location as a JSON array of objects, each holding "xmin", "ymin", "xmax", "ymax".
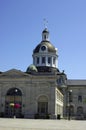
[{"xmin": 32, "ymin": 28, "xmax": 58, "ymax": 72}]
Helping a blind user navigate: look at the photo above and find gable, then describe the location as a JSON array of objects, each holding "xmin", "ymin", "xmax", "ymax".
[{"xmin": 0, "ymin": 69, "xmax": 30, "ymax": 78}]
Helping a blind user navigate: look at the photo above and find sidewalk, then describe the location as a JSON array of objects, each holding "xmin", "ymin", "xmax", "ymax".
[{"xmin": 0, "ymin": 118, "xmax": 86, "ymax": 130}]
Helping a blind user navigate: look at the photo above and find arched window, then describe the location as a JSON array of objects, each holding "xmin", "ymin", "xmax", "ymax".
[
  {"xmin": 77, "ymin": 106, "xmax": 83, "ymax": 115},
  {"xmin": 5, "ymin": 88, "xmax": 22, "ymax": 118},
  {"xmin": 37, "ymin": 95, "xmax": 48, "ymax": 114},
  {"xmin": 7, "ymin": 88, "xmax": 22, "ymax": 96}
]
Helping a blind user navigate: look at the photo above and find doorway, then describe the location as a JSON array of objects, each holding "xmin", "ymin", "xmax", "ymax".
[{"xmin": 5, "ymin": 88, "xmax": 22, "ymax": 118}]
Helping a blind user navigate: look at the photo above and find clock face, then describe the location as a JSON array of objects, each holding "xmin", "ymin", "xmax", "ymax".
[{"xmin": 41, "ymin": 46, "xmax": 46, "ymax": 51}]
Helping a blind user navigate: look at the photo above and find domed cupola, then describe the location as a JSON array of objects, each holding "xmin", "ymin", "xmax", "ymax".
[
  {"xmin": 26, "ymin": 64, "xmax": 38, "ymax": 73},
  {"xmin": 32, "ymin": 28, "xmax": 58, "ymax": 72}
]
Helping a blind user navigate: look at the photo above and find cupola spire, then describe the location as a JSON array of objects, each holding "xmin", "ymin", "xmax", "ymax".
[
  {"xmin": 43, "ymin": 18, "xmax": 48, "ymax": 28},
  {"xmin": 42, "ymin": 19, "xmax": 49, "ymax": 41}
]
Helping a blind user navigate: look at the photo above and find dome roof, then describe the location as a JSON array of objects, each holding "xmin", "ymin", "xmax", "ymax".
[
  {"xmin": 26, "ymin": 64, "xmax": 38, "ymax": 73},
  {"xmin": 33, "ymin": 28, "xmax": 56, "ymax": 54},
  {"xmin": 33, "ymin": 41, "xmax": 56, "ymax": 53}
]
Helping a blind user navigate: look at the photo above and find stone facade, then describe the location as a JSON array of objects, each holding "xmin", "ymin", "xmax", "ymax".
[
  {"xmin": 0, "ymin": 69, "xmax": 64, "ymax": 119},
  {"xmin": 1, "ymin": 27, "xmax": 86, "ymax": 120},
  {"xmin": 64, "ymin": 80, "xmax": 86, "ymax": 119}
]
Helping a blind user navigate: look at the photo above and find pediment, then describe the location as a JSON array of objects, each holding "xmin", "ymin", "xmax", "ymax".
[{"xmin": 0, "ymin": 69, "xmax": 29, "ymax": 78}]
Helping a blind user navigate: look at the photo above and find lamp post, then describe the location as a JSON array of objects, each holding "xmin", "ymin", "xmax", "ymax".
[
  {"xmin": 68, "ymin": 90, "xmax": 72, "ymax": 120},
  {"xmin": 14, "ymin": 88, "xmax": 18, "ymax": 118}
]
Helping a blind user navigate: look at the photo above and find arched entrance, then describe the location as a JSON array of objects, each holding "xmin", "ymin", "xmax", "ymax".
[
  {"xmin": 76, "ymin": 106, "xmax": 84, "ymax": 119},
  {"xmin": 37, "ymin": 95, "xmax": 48, "ymax": 119},
  {"xmin": 5, "ymin": 88, "xmax": 22, "ymax": 118},
  {"xmin": 77, "ymin": 106, "xmax": 83, "ymax": 115}
]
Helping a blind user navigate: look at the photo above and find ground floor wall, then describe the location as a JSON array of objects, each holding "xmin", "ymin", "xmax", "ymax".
[
  {"xmin": 0, "ymin": 81, "xmax": 63, "ymax": 119},
  {"xmin": 63, "ymin": 85, "xmax": 86, "ymax": 120}
]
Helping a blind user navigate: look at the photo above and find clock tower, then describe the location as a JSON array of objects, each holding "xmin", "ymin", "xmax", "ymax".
[{"xmin": 32, "ymin": 28, "xmax": 58, "ymax": 72}]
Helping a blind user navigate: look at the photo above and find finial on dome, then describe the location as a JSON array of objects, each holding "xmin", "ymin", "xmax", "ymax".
[
  {"xmin": 43, "ymin": 18, "xmax": 48, "ymax": 29},
  {"xmin": 42, "ymin": 19, "xmax": 49, "ymax": 41}
]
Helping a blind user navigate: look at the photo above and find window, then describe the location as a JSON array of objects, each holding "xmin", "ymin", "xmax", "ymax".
[
  {"xmin": 78, "ymin": 95, "xmax": 82, "ymax": 102},
  {"xmin": 37, "ymin": 57, "xmax": 39, "ymax": 64},
  {"xmin": 69, "ymin": 91, "xmax": 73, "ymax": 102},
  {"xmin": 44, "ymin": 35, "xmax": 46, "ymax": 40},
  {"xmin": 48, "ymin": 57, "xmax": 51, "ymax": 64},
  {"xmin": 53, "ymin": 57, "xmax": 56, "ymax": 64},
  {"xmin": 41, "ymin": 46, "xmax": 46, "ymax": 51},
  {"xmin": 38, "ymin": 102, "xmax": 48, "ymax": 114},
  {"xmin": 42, "ymin": 57, "xmax": 45, "ymax": 64}
]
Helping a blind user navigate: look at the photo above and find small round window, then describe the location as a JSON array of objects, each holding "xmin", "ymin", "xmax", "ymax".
[{"xmin": 41, "ymin": 46, "xmax": 46, "ymax": 51}]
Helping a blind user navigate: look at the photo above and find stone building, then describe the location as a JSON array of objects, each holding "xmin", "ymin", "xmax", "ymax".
[
  {"xmin": 65, "ymin": 80, "xmax": 86, "ymax": 119},
  {"xmin": 0, "ymin": 28, "xmax": 66, "ymax": 119},
  {"xmin": 0, "ymin": 27, "xmax": 86, "ymax": 120}
]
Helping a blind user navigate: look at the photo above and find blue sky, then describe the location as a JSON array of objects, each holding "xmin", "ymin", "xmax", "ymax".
[{"xmin": 0, "ymin": 0, "xmax": 86, "ymax": 79}]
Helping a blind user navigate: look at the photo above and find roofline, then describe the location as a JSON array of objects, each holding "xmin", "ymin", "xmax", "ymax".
[{"xmin": 67, "ymin": 79, "xmax": 86, "ymax": 86}]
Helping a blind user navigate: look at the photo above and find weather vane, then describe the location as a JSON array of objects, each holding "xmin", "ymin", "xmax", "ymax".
[{"xmin": 43, "ymin": 18, "xmax": 48, "ymax": 28}]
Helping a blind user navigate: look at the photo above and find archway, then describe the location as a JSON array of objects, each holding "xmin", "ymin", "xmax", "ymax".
[
  {"xmin": 37, "ymin": 95, "xmax": 48, "ymax": 118},
  {"xmin": 5, "ymin": 88, "xmax": 22, "ymax": 118},
  {"xmin": 77, "ymin": 106, "xmax": 83, "ymax": 115}
]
